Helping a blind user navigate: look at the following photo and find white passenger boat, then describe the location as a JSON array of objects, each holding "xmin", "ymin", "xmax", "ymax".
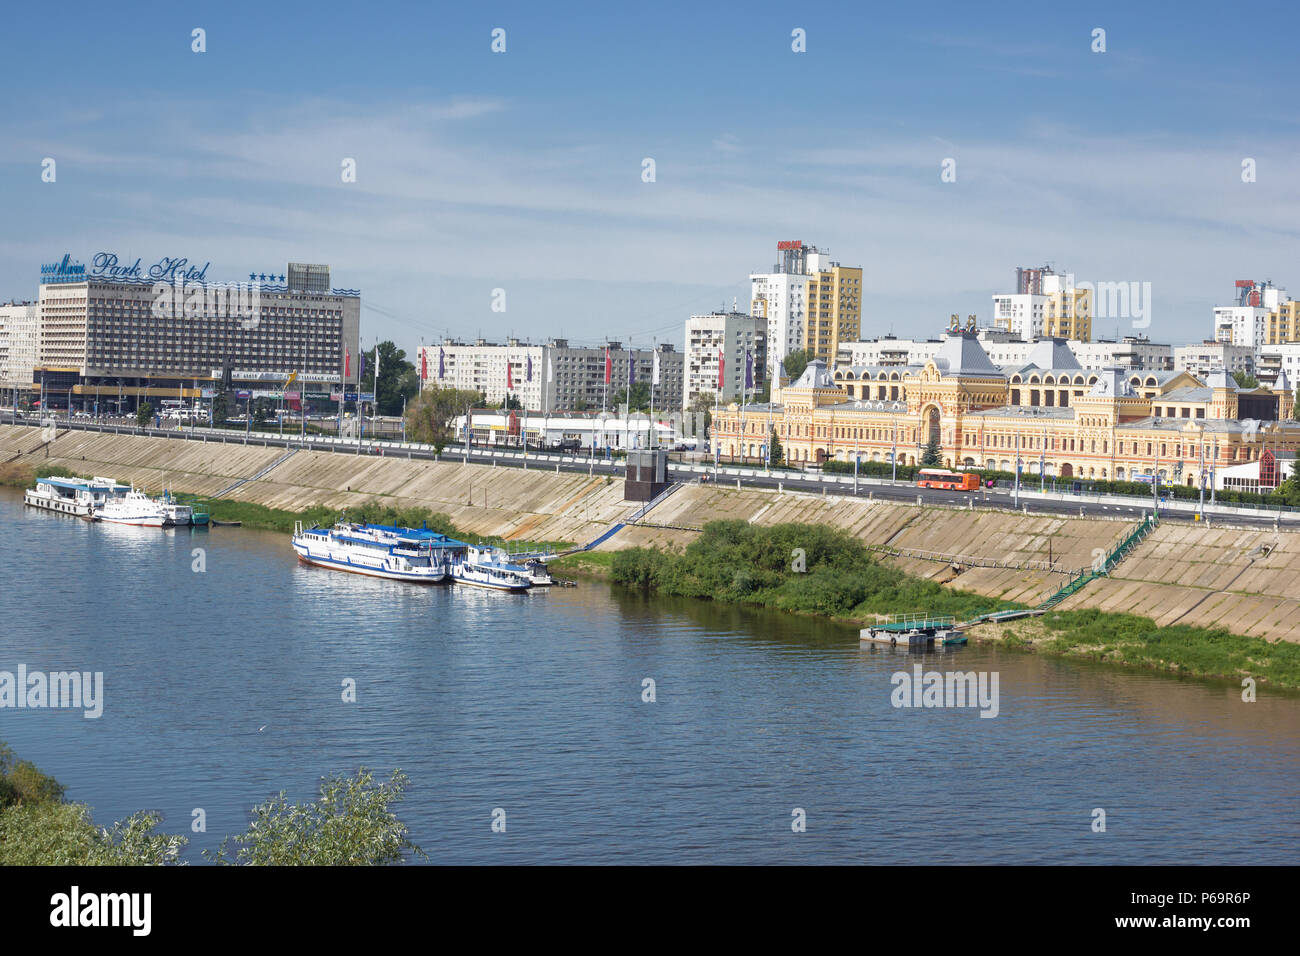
[
  {"xmin": 291, "ymin": 520, "xmax": 451, "ymax": 583},
  {"xmin": 24, "ymin": 475, "xmax": 130, "ymax": 519},
  {"xmin": 24, "ymin": 478, "xmax": 97, "ymax": 518},
  {"xmin": 451, "ymin": 545, "xmax": 533, "ymax": 592},
  {"xmin": 96, "ymin": 490, "xmax": 168, "ymax": 527}
]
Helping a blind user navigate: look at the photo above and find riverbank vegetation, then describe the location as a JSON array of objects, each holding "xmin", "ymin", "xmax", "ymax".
[
  {"xmin": 610, "ymin": 520, "xmax": 1300, "ymax": 689},
  {"xmin": 983, "ymin": 609, "xmax": 1300, "ymax": 689},
  {"xmin": 0, "ymin": 743, "xmax": 423, "ymax": 865},
  {"xmin": 611, "ymin": 520, "xmax": 999, "ymax": 621},
  {"xmin": 172, "ymin": 493, "xmax": 572, "ymax": 554}
]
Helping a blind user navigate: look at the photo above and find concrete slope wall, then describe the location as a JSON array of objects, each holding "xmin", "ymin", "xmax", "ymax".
[
  {"xmin": 1060, "ymin": 522, "xmax": 1300, "ymax": 641},
  {"xmin": 6, "ymin": 425, "xmax": 1298, "ymax": 640}
]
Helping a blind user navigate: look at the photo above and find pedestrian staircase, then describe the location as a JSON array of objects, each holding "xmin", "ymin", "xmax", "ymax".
[
  {"xmin": 210, "ymin": 448, "xmax": 299, "ymax": 499},
  {"xmin": 1034, "ymin": 513, "xmax": 1159, "ymax": 611}
]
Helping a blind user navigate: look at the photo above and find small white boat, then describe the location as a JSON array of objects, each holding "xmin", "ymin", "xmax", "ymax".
[
  {"xmin": 452, "ymin": 546, "xmax": 533, "ymax": 592},
  {"xmin": 158, "ymin": 491, "xmax": 193, "ymax": 526},
  {"xmin": 96, "ymin": 490, "xmax": 168, "ymax": 527},
  {"xmin": 523, "ymin": 559, "xmax": 554, "ymax": 586}
]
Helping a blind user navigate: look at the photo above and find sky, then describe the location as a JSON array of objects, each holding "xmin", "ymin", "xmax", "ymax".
[{"xmin": 1, "ymin": 0, "xmax": 1298, "ymax": 353}]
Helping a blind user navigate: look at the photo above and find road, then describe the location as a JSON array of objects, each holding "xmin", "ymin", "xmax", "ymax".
[{"xmin": 5, "ymin": 415, "xmax": 1290, "ymax": 529}]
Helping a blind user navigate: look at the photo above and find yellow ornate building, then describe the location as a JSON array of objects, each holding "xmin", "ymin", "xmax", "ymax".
[{"xmin": 715, "ymin": 334, "xmax": 1299, "ymax": 485}]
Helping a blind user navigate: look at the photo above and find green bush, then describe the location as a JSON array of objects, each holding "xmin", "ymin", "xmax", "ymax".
[{"xmin": 611, "ymin": 520, "xmax": 1005, "ymax": 621}]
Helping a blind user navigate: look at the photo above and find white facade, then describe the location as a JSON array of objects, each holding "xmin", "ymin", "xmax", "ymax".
[
  {"xmin": 841, "ymin": 332, "xmax": 1171, "ymax": 372},
  {"xmin": 750, "ymin": 271, "xmax": 807, "ymax": 378},
  {"xmin": 1213, "ymin": 306, "xmax": 1270, "ymax": 348},
  {"xmin": 1070, "ymin": 337, "xmax": 1173, "ymax": 371},
  {"xmin": 683, "ymin": 312, "xmax": 766, "ymax": 407},
  {"xmin": 423, "ymin": 340, "xmax": 684, "ymax": 413},
  {"xmin": 1255, "ymin": 342, "xmax": 1300, "ymax": 389},
  {"xmin": 0, "ymin": 301, "xmax": 40, "ymax": 387},
  {"xmin": 991, "ymin": 293, "xmax": 1046, "ymax": 341},
  {"xmin": 424, "ymin": 340, "xmax": 547, "ymax": 410},
  {"xmin": 453, "ymin": 411, "xmax": 684, "ymax": 451},
  {"xmin": 1174, "ymin": 342, "xmax": 1255, "ymax": 380}
]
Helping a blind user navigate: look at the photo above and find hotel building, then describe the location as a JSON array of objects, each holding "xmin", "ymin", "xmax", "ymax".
[
  {"xmin": 715, "ymin": 333, "xmax": 1298, "ymax": 485},
  {"xmin": 30, "ymin": 253, "xmax": 360, "ymax": 410}
]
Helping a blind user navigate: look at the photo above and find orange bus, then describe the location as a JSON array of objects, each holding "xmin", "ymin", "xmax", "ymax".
[{"xmin": 917, "ymin": 468, "xmax": 980, "ymax": 491}]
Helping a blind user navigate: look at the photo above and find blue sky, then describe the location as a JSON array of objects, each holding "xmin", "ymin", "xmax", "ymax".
[{"xmin": 2, "ymin": 0, "xmax": 1298, "ymax": 351}]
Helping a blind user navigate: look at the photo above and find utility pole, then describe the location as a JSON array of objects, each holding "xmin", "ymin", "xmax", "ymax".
[{"xmin": 1013, "ymin": 431, "xmax": 1021, "ymax": 509}]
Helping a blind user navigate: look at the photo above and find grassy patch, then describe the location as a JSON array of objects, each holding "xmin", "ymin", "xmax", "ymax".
[
  {"xmin": 1033, "ymin": 608, "xmax": 1300, "ymax": 688},
  {"xmin": 550, "ymin": 550, "xmax": 615, "ymax": 579},
  {"xmin": 610, "ymin": 520, "xmax": 1010, "ymax": 623},
  {"xmin": 176, "ymin": 494, "xmax": 569, "ymax": 552}
]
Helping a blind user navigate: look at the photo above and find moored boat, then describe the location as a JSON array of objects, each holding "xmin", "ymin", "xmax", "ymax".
[
  {"xmin": 451, "ymin": 545, "xmax": 533, "ymax": 592},
  {"xmin": 24, "ymin": 475, "xmax": 130, "ymax": 519},
  {"xmin": 291, "ymin": 520, "xmax": 452, "ymax": 583},
  {"xmin": 96, "ymin": 490, "xmax": 168, "ymax": 527}
]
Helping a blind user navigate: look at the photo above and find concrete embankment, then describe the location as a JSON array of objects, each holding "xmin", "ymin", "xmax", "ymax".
[{"xmin": 4, "ymin": 424, "xmax": 1298, "ymax": 641}]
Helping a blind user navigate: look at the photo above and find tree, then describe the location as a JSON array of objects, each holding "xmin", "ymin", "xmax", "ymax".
[
  {"xmin": 769, "ymin": 427, "xmax": 784, "ymax": 467},
  {"xmin": 783, "ymin": 349, "xmax": 811, "ymax": 382},
  {"xmin": 369, "ymin": 341, "xmax": 418, "ymax": 416},
  {"xmin": 611, "ymin": 381, "xmax": 652, "ymax": 412},
  {"xmin": 252, "ymin": 398, "xmax": 273, "ymax": 426},
  {"xmin": 1233, "ymin": 371, "xmax": 1260, "ymax": 389},
  {"xmin": 921, "ymin": 432, "xmax": 942, "ymax": 466},
  {"xmin": 136, "ymin": 402, "xmax": 153, "ymax": 428},
  {"xmin": 687, "ymin": 392, "xmax": 715, "ymax": 435},
  {"xmin": 406, "ymin": 385, "xmax": 483, "ymax": 451},
  {"xmin": 206, "ymin": 768, "xmax": 423, "ymax": 865}
]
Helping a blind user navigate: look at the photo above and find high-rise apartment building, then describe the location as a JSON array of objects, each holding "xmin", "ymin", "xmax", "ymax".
[
  {"xmin": 683, "ymin": 311, "xmax": 766, "ymax": 407},
  {"xmin": 750, "ymin": 241, "xmax": 861, "ymax": 378},
  {"xmin": 802, "ymin": 249, "xmax": 862, "ymax": 366},
  {"xmin": 421, "ymin": 339, "xmax": 683, "ymax": 413}
]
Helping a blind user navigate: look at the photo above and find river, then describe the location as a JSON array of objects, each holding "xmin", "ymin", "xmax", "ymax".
[{"xmin": 1, "ymin": 489, "xmax": 1297, "ymax": 864}]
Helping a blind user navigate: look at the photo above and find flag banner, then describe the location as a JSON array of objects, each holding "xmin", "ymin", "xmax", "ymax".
[
  {"xmin": 345, "ymin": 348, "xmax": 351, "ymax": 378},
  {"xmin": 745, "ymin": 349, "xmax": 753, "ymax": 390},
  {"xmin": 507, "ymin": 356, "xmax": 513, "ymax": 391},
  {"xmin": 439, "ymin": 347, "xmax": 445, "ymax": 379},
  {"xmin": 717, "ymin": 346, "xmax": 725, "ymax": 390},
  {"xmin": 652, "ymin": 349, "xmax": 660, "ymax": 386},
  {"xmin": 358, "ymin": 351, "xmax": 365, "ymax": 382},
  {"xmin": 604, "ymin": 348, "xmax": 612, "ymax": 385},
  {"xmin": 629, "ymin": 356, "xmax": 636, "ymax": 386},
  {"xmin": 420, "ymin": 350, "xmax": 427, "ymax": 382},
  {"xmin": 526, "ymin": 355, "xmax": 533, "ymax": 382},
  {"xmin": 547, "ymin": 355, "xmax": 553, "ymax": 383}
]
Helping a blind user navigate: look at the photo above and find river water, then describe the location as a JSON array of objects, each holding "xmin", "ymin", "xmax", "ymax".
[{"xmin": 1, "ymin": 489, "xmax": 1297, "ymax": 864}]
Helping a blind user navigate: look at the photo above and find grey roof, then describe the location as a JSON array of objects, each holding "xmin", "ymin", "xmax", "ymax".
[
  {"xmin": 1276, "ymin": 367, "xmax": 1292, "ymax": 393},
  {"xmin": 931, "ymin": 333, "xmax": 1004, "ymax": 376},
  {"xmin": 836, "ymin": 364, "xmax": 923, "ymax": 378},
  {"xmin": 1128, "ymin": 370, "xmax": 1184, "ymax": 386},
  {"xmin": 1089, "ymin": 368, "xmax": 1135, "ymax": 397},
  {"xmin": 1024, "ymin": 337, "xmax": 1082, "ymax": 371},
  {"xmin": 964, "ymin": 405, "xmax": 1075, "ymax": 420},
  {"xmin": 1202, "ymin": 368, "xmax": 1237, "ymax": 390},
  {"xmin": 1156, "ymin": 386, "xmax": 1213, "ymax": 403},
  {"xmin": 823, "ymin": 399, "xmax": 910, "ymax": 414},
  {"xmin": 791, "ymin": 358, "xmax": 836, "ymax": 389}
]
